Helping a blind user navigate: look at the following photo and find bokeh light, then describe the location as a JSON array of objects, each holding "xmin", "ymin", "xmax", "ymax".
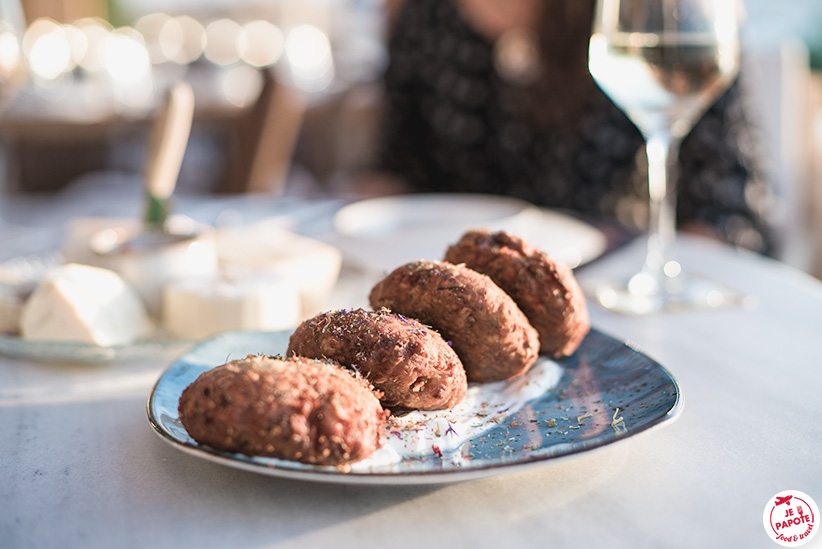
[
  {"xmin": 135, "ymin": 12, "xmax": 175, "ymax": 64},
  {"xmin": 16, "ymin": 10, "xmax": 341, "ymax": 109},
  {"xmin": 204, "ymin": 18, "xmax": 242, "ymax": 66},
  {"xmin": 284, "ymin": 24, "xmax": 334, "ymax": 92},
  {"xmin": 103, "ymin": 27, "xmax": 152, "ymax": 107},
  {"xmin": 24, "ymin": 18, "xmax": 72, "ymax": 80},
  {"xmin": 239, "ymin": 20, "xmax": 284, "ymax": 68},
  {"xmin": 0, "ymin": 23, "xmax": 21, "ymax": 81},
  {"xmin": 220, "ymin": 64, "xmax": 264, "ymax": 108},
  {"xmin": 170, "ymin": 15, "xmax": 205, "ymax": 65},
  {"xmin": 74, "ymin": 17, "xmax": 113, "ymax": 72},
  {"xmin": 155, "ymin": 16, "xmax": 184, "ymax": 64},
  {"xmin": 103, "ymin": 27, "xmax": 150, "ymax": 83}
]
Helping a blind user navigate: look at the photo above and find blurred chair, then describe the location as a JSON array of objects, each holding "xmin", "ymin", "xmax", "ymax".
[
  {"xmin": 0, "ymin": 67, "xmax": 306, "ymax": 195},
  {"xmin": 215, "ymin": 68, "xmax": 306, "ymax": 194}
]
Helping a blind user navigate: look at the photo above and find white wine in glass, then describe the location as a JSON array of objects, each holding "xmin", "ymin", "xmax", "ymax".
[{"xmin": 587, "ymin": 0, "xmax": 741, "ymax": 314}]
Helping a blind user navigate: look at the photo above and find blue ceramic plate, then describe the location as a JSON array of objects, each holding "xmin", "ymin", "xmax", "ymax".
[{"xmin": 147, "ymin": 328, "xmax": 681, "ymax": 484}]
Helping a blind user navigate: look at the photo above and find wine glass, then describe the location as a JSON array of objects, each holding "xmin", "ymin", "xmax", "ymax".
[{"xmin": 587, "ymin": 0, "xmax": 741, "ymax": 314}]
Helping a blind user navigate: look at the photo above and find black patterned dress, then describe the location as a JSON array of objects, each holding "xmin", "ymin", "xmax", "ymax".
[{"xmin": 378, "ymin": 0, "xmax": 779, "ymax": 255}]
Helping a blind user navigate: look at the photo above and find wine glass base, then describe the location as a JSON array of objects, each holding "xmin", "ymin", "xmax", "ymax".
[{"xmin": 583, "ymin": 270, "xmax": 755, "ymax": 315}]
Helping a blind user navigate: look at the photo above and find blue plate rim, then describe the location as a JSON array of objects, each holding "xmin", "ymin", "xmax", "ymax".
[{"xmin": 146, "ymin": 328, "xmax": 682, "ymax": 485}]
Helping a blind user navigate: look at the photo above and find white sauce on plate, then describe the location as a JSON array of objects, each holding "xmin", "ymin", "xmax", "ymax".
[{"xmin": 351, "ymin": 357, "xmax": 563, "ymax": 471}]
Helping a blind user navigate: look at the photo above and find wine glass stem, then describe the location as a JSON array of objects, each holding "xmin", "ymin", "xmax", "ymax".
[{"xmin": 643, "ymin": 132, "xmax": 681, "ymax": 284}]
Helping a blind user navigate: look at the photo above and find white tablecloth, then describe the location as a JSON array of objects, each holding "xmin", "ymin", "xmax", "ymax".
[{"xmin": 1, "ymin": 191, "xmax": 820, "ymax": 549}]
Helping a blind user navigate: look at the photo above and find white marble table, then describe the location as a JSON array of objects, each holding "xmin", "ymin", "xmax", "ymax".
[{"xmin": 1, "ymin": 190, "xmax": 821, "ymax": 548}]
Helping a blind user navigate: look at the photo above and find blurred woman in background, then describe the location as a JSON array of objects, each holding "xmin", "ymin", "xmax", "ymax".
[{"xmin": 377, "ymin": 0, "xmax": 779, "ymax": 255}]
